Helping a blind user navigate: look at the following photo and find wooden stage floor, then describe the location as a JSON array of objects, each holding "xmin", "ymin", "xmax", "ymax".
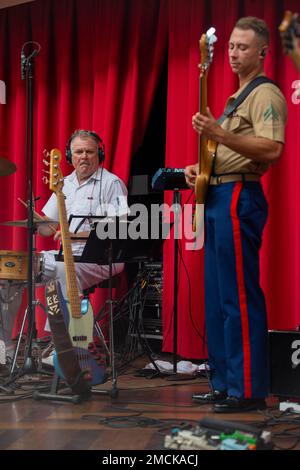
[{"xmin": 0, "ymin": 355, "xmax": 300, "ymax": 453}]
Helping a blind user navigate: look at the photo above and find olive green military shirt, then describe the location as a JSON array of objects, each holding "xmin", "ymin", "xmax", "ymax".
[{"xmin": 215, "ymin": 76, "xmax": 288, "ymax": 176}]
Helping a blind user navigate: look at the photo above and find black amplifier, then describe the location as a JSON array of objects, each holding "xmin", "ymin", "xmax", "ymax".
[{"xmin": 269, "ymin": 330, "xmax": 300, "ymax": 398}]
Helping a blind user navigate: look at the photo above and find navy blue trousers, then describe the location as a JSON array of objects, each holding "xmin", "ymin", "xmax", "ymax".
[{"xmin": 204, "ymin": 181, "xmax": 269, "ymax": 399}]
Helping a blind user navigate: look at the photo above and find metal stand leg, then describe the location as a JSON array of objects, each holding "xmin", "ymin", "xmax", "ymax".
[
  {"xmin": 93, "ymin": 320, "xmax": 110, "ymax": 359},
  {"xmin": 33, "ymin": 371, "xmax": 86, "ymax": 404},
  {"xmin": 107, "ymin": 243, "xmax": 118, "ymax": 398},
  {"xmin": 9, "ymin": 299, "xmax": 49, "ymax": 376},
  {"xmin": 10, "ymin": 306, "xmax": 28, "ymax": 374},
  {"xmin": 92, "ymin": 243, "xmax": 118, "ymax": 398}
]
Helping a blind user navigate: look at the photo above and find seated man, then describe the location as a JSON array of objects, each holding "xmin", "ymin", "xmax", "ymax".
[
  {"xmin": 1, "ymin": 130, "xmax": 128, "ymax": 375},
  {"xmin": 38, "ymin": 129, "xmax": 129, "ymax": 326}
]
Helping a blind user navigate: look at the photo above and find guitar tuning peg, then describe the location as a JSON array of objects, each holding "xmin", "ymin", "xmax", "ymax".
[
  {"xmin": 43, "ymin": 159, "xmax": 50, "ymax": 167},
  {"xmin": 42, "ymin": 176, "xmax": 49, "ymax": 185},
  {"xmin": 43, "ymin": 148, "xmax": 50, "ymax": 157},
  {"xmin": 42, "ymin": 169, "xmax": 50, "ymax": 175}
]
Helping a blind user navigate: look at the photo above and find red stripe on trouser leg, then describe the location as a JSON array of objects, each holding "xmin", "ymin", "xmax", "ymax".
[{"xmin": 230, "ymin": 182, "xmax": 252, "ymax": 398}]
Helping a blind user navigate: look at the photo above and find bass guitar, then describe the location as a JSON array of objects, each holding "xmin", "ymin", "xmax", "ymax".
[
  {"xmin": 46, "ymin": 148, "xmax": 105, "ymax": 386},
  {"xmin": 194, "ymin": 27, "xmax": 217, "ymax": 232}
]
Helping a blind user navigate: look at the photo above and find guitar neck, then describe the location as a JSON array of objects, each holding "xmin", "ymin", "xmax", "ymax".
[
  {"xmin": 198, "ymin": 72, "xmax": 208, "ymax": 172},
  {"xmin": 57, "ymin": 192, "xmax": 81, "ymax": 318}
]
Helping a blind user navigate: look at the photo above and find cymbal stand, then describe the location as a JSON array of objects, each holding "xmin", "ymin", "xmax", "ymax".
[{"xmin": 9, "ymin": 227, "xmax": 46, "ymax": 376}]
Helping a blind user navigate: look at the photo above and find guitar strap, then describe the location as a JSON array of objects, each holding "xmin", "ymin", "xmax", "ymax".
[
  {"xmin": 211, "ymin": 76, "xmax": 279, "ymax": 175},
  {"xmin": 45, "ymin": 279, "xmax": 91, "ymax": 396},
  {"xmin": 217, "ymin": 76, "xmax": 279, "ymax": 125}
]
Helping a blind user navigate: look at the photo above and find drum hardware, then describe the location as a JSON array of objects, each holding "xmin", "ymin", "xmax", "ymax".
[
  {"xmin": 0, "ymin": 253, "xmax": 46, "ymax": 378},
  {"xmin": 0, "ymin": 219, "xmax": 57, "ymax": 228},
  {"xmin": 9, "ymin": 298, "xmax": 48, "ymax": 376},
  {"xmin": 0, "ymin": 156, "xmax": 16, "ymax": 177},
  {"xmin": 2, "ymin": 248, "xmax": 48, "ymax": 378},
  {"xmin": 0, "ymin": 281, "xmax": 25, "ymax": 307},
  {"xmin": 17, "ymin": 197, "xmax": 57, "ymax": 234}
]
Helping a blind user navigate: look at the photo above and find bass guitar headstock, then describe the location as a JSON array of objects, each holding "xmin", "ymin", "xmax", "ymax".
[
  {"xmin": 48, "ymin": 148, "xmax": 64, "ymax": 194},
  {"xmin": 199, "ymin": 27, "xmax": 217, "ymax": 76}
]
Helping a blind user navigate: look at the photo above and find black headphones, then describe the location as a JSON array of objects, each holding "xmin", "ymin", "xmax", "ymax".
[{"xmin": 65, "ymin": 129, "xmax": 105, "ymax": 164}]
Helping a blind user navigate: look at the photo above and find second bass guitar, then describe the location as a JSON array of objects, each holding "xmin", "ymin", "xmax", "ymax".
[{"xmin": 46, "ymin": 149, "xmax": 105, "ymax": 386}]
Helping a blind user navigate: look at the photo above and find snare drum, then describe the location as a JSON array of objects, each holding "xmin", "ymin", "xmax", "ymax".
[{"xmin": 0, "ymin": 250, "xmax": 43, "ymax": 282}]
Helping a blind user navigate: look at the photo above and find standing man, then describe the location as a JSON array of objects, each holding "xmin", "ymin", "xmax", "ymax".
[
  {"xmin": 38, "ymin": 129, "xmax": 128, "ymax": 300},
  {"xmin": 185, "ymin": 17, "xmax": 287, "ymax": 412}
]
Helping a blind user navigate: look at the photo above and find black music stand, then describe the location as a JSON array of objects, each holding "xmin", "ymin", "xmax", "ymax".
[
  {"xmin": 80, "ymin": 215, "xmax": 171, "ymax": 264},
  {"xmin": 80, "ymin": 216, "xmax": 172, "ymax": 381}
]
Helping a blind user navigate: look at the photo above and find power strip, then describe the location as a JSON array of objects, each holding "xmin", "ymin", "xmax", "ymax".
[{"xmin": 279, "ymin": 401, "xmax": 300, "ymax": 413}]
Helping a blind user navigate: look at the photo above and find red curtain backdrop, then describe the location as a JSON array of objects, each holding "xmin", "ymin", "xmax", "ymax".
[
  {"xmin": 0, "ymin": 0, "xmax": 299, "ymax": 356},
  {"xmin": 0, "ymin": 0, "xmax": 168, "ymax": 337}
]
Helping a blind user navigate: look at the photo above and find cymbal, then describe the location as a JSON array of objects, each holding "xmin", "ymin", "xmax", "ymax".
[
  {"xmin": 0, "ymin": 157, "xmax": 16, "ymax": 176},
  {"xmin": 1, "ymin": 219, "xmax": 58, "ymax": 228}
]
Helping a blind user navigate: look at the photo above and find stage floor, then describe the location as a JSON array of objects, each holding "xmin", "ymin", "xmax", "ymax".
[{"xmin": 0, "ymin": 355, "xmax": 299, "ymax": 452}]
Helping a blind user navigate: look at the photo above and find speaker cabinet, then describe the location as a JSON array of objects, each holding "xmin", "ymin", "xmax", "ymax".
[{"xmin": 269, "ymin": 330, "xmax": 300, "ymax": 398}]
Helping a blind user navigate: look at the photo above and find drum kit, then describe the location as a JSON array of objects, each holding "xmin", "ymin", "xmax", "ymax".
[
  {"xmin": 0, "ymin": 157, "xmax": 56, "ymax": 376},
  {"xmin": 0, "ymin": 157, "xmax": 52, "ymax": 286},
  {"xmin": 0, "ymin": 155, "xmax": 59, "ymax": 262}
]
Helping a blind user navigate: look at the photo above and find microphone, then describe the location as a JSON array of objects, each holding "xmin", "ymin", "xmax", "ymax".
[
  {"xmin": 20, "ymin": 42, "xmax": 41, "ymax": 80},
  {"xmin": 21, "ymin": 50, "xmax": 26, "ymax": 80}
]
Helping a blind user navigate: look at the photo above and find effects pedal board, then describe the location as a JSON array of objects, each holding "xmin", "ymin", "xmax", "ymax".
[{"xmin": 164, "ymin": 417, "xmax": 272, "ymax": 450}]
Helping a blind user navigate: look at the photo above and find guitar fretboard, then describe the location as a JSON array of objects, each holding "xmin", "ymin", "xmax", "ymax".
[{"xmin": 57, "ymin": 192, "xmax": 81, "ymax": 319}]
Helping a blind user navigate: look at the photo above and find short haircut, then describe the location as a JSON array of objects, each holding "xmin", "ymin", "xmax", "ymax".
[
  {"xmin": 234, "ymin": 17, "xmax": 270, "ymax": 45},
  {"xmin": 69, "ymin": 129, "xmax": 100, "ymax": 151}
]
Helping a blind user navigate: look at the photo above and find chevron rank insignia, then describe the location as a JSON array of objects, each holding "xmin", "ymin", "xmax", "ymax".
[{"xmin": 263, "ymin": 104, "xmax": 279, "ymax": 122}]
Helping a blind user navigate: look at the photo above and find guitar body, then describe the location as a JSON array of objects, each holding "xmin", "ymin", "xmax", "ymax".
[
  {"xmin": 195, "ymin": 140, "xmax": 217, "ymax": 204},
  {"xmin": 53, "ymin": 295, "xmax": 105, "ymax": 386}
]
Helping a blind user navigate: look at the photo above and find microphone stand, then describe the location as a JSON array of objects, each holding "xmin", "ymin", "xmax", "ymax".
[
  {"xmin": 13, "ymin": 42, "xmax": 41, "ymax": 376},
  {"xmin": 166, "ymin": 189, "xmax": 195, "ymax": 381}
]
